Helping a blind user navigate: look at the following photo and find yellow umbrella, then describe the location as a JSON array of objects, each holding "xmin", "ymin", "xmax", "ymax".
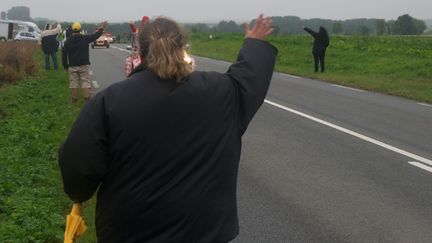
[{"xmin": 64, "ymin": 203, "xmax": 87, "ymax": 243}]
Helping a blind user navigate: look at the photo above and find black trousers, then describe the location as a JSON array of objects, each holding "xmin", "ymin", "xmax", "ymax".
[{"xmin": 313, "ymin": 52, "xmax": 325, "ymax": 72}]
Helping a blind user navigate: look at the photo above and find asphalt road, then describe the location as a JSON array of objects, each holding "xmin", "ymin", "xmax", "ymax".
[{"xmin": 89, "ymin": 44, "xmax": 432, "ymax": 243}]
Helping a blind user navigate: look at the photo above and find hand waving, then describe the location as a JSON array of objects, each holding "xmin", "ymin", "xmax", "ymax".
[
  {"xmin": 99, "ymin": 21, "xmax": 108, "ymax": 30},
  {"xmin": 243, "ymin": 14, "xmax": 273, "ymax": 41}
]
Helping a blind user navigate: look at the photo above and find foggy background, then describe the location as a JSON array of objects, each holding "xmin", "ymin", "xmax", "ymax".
[{"xmin": 2, "ymin": 0, "xmax": 431, "ymax": 23}]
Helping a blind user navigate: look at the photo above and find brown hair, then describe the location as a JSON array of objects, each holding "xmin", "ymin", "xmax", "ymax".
[{"xmin": 138, "ymin": 17, "xmax": 193, "ymax": 83}]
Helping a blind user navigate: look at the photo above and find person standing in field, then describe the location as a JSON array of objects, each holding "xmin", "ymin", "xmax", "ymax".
[
  {"xmin": 303, "ymin": 25, "xmax": 329, "ymax": 72},
  {"xmin": 59, "ymin": 14, "xmax": 277, "ymax": 242},
  {"xmin": 41, "ymin": 23, "xmax": 62, "ymax": 70},
  {"xmin": 62, "ymin": 21, "xmax": 107, "ymax": 102}
]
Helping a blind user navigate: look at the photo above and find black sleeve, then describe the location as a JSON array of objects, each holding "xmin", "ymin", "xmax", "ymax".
[
  {"xmin": 225, "ymin": 38, "xmax": 278, "ymax": 135},
  {"xmin": 58, "ymin": 92, "xmax": 110, "ymax": 202},
  {"xmin": 41, "ymin": 37, "xmax": 47, "ymax": 53},
  {"xmin": 61, "ymin": 41, "xmax": 68, "ymax": 69},
  {"xmin": 85, "ymin": 28, "xmax": 104, "ymax": 43},
  {"xmin": 304, "ymin": 27, "xmax": 318, "ymax": 38}
]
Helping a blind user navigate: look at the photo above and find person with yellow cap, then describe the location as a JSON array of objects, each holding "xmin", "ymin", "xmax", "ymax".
[{"xmin": 62, "ymin": 21, "xmax": 108, "ymax": 102}]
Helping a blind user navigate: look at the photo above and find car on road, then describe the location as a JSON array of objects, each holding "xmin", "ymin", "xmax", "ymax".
[
  {"xmin": 91, "ymin": 34, "xmax": 110, "ymax": 48},
  {"xmin": 14, "ymin": 31, "xmax": 40, "ymax": 42}
]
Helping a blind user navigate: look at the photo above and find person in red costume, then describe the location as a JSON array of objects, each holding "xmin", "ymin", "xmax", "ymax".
[{"xmin": 125, "ymin": 16, "xmax": 150, "ymax": 77}]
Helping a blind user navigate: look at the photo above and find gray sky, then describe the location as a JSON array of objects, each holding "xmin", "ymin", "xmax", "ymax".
[{"xmin": 2, "ymin": 0, "xmax": 431, "ymax": 23}]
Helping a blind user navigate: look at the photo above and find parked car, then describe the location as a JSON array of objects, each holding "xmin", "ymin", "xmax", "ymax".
[{"xmin": 14, "ymin": 31, "xmax": 40, "ymax": 42}]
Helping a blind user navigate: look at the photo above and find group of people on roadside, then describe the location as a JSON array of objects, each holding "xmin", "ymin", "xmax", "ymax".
[
  {"xmin": 40, "ymin": 21, "xmax": 107, "ymax": 101},
  {"xmin": 41, "ymin": 19, "xmax": 329, "ymax": 104}
]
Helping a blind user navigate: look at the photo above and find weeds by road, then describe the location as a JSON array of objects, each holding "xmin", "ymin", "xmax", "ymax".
[{"xmin": 0, "ymin": 42, "xmax": 39, "ymax": 85}]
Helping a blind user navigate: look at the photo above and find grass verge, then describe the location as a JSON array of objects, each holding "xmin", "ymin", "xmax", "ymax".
[{"xmin": 0, "ymin": 49, "xmax": 94, "ymax": 242}]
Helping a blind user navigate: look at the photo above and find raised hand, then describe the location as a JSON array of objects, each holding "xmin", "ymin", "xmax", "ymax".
[
  {"xmin": 242, "ymin": 14, "xmax": 273, "ymax": 41},
  {"xmin": 99, "ymin": 21, "xmax": 108, "ymax": 30}
]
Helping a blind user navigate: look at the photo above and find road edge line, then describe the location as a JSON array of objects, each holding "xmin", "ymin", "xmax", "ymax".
[{"xmin": 264, "ymin": 99, "xmax": 432, "ymax": 166}]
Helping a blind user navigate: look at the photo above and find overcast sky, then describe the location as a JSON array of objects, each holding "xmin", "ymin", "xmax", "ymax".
[{"xmin": 2, "ymin": 0, "xmax": 432, "ymax": 23}]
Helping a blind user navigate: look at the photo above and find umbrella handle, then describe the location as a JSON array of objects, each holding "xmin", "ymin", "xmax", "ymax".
[{"xmin": 71, "ymin": 203, "xmax": 83, "ymax": 215}]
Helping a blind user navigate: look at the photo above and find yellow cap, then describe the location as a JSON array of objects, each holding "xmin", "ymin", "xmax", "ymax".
[{"xmin": 72, "ymin": 22, "xmax": 81, "ymax": 32}]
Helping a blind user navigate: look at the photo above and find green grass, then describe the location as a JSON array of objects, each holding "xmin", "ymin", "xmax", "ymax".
[
  {"xmin": 0, "ymin": 50, "xmax": 95, "ymax": 242},
  {"xmin": 190, "ymin": 33, "xmax": 432, "ymax": 103}
]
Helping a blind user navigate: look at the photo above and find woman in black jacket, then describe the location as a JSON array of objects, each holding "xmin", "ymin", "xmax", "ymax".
[
  {"xmin": 59, "ymin": 15, "xmax": 277, "ymax": 242},
  {"xmin": 303, "ymin": 26, "xmax": 329, "ymax": 72}
]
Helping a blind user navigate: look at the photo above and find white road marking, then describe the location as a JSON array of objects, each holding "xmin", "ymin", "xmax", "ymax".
[
  {"xmin": 332, "ymin": 84, "xmax": 364, "ymax": 92},
  {"xmin": 91, "ymin": 80, "xmax": 100, "ymax": 89},
  {"xmin": 197, "ymin": 56, "xmax": 232, "ymax": 65},
  {"xmin": 279, "ymin": 73, "xmax": 301, "ymax": 79},
  {"xmin": 418, "ymin": 103, "xmax": 432, "ymax": 108},
  {"xmin": 409, "ymin": 162, "xmax": 432, "ymax": 173},
  {"xmin": 111, "ymin": 46, "xmax": 131, "ymax": 53},
  {"xmin": 264, "ymin": 99, "xmax": 432, "ymax": 167}
]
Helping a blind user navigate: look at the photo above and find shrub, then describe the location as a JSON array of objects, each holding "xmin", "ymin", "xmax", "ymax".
[{"xmin": 0, "ymin": 42, "xmax": 39, "ymax": 84}]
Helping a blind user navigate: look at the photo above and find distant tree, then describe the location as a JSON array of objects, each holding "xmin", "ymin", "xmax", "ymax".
[
  {"xmin": 194, "ymin": 23, "xmax": 211, "ymax": 33},
  {"xmin": 375, "ymin": 19, "xmax": 387, "ymax": 35},
  {"xmin": 359, "ymin": 25, "xmax": 371, "ymax": 35},
  {"xmin": 1, "ymin": 11, "xmax": 6, "ymax": 20},
  {"xmin": 190, "ymin": 26, "xmax": 198, "ymax": 33},
  {"xmin": 394, "ymin": 14, "xmax": 426, "ymax": 35},
  {"xmin": 413, "ymin": 19, "xmax": 427, "ymax": 34},
  {"xmin": 386, "ymin": 20, "xmax": 396, "ymax": 34},
  {"xmin": 216, "ymin": 20, "xmax": 241, "ymax": 33},
  {"xmin": 332, "ymin": 22, "xmax": 343, "ymax": 34},
  {"xmin": 7, "ymin": 6, "xmax": 31, "ymax": 21},
  {"xmin": 343, "ymin": 27, "xmax": 354, "ymax": 35},
  {"xmin": 272, "ymin": 25, "xmax": 280, "ymax": 35}
]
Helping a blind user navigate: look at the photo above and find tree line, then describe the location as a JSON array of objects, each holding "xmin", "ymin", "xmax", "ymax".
[
  {"xmin": 189, "ymin": 15, "xmax": 428, "ymax": 35},
  {"xmin": 1, "ymin": 6, "xmax": 429, "ymax": 36}
]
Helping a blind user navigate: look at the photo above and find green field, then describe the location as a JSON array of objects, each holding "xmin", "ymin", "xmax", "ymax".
[{"xmin": 190, "ymin": 33, "xmax": 432, "ymax": 103}]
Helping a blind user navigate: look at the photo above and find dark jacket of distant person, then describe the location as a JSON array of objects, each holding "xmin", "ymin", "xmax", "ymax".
[
  {"xmin": 65, "ymin": 25, "xmax": 73, "ymax": 39},
  {"xmin": 304, "ymin": 26, "xmax": 330, "ymax": 55},
  {"xmin": 62, "ymin": 29, "xmax": 103, "ymax": 69},
  {"xmin": 41, "ymin": 23, "xmax": 62, "ymax": 54}
]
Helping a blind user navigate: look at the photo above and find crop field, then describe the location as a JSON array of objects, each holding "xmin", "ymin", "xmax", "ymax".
[{"xmin": 190, "ymin": 33, "xmax": 432, "ymax": 103}]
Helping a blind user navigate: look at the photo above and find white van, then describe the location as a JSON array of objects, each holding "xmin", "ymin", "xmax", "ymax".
[{"xmin": 0, "ymin": 20, "xmax": 41, "ymax": 41}]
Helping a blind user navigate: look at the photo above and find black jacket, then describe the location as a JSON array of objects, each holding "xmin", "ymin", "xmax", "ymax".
[
  {"xmin": 62, "ymin": 29, "xmax": 103, "ymax": 68},
  {"xmin": 59, "ymin": 38, "xmax": 277, "ymax": 243},
  {"xmin": 65, "ymin": 27, "xmax": 73, "ymax": 39},
  {"xmin": 41, "ymin": 34, "xmax": 59, "ymax": 54},
  {"xmin": 304, "ymin": 27, "xmax": 329, "ymax": 55}
]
